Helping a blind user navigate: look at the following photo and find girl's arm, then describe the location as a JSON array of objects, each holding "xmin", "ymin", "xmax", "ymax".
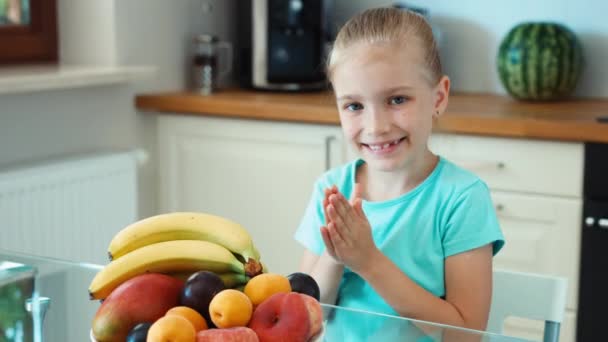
[
  {"xmin": 297, "ymin": 185, "xmax": 345, "ymax": 304},
  {"xmin": 298, "ymin": 249, "xmax": 344, "ymax": 305},
  {"xmin": 325, "ymin": 190, "xmax": 493, "ymax": 330},
  {"xmin": 358, "ymin": 243, "xmax": 493, "ymax": 330}
]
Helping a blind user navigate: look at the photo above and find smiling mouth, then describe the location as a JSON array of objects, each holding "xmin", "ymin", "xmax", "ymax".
[{"xmin": 361, "ymin": 137, "xmax": 407, "ymax": 152}]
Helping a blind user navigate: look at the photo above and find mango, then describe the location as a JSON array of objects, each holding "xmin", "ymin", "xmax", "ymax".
[{"xmin": 91, "ymin": 273, "xmax": 183, "ymax": 342}]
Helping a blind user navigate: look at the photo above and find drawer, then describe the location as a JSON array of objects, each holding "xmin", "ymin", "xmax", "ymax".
[
  {"xmin": 429, "ymin": 134, "xmax": 583, "ymax": 197},
  {"xmin": 490, "ymin": 191, "xmax": 582, "ymax": 310}
]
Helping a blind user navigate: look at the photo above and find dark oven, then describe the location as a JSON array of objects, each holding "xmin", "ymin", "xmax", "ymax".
[{"xmin": 577, "ymin": 142, "xmax": 608, "ymax": 341}]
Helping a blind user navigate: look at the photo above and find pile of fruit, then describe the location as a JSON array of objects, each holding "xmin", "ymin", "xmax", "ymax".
[{"xmin": 88, "ymin": 212, "xmax": 322, "ymax": 342}]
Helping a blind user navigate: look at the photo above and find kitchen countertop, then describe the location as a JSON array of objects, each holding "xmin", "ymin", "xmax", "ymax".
[{"xmin": 135, "ymin": 89, "xmax": 608, "ymax": 143}]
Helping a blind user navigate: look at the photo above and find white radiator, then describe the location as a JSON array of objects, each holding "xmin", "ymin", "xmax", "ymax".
[{"xmin": 0, "ymin": 150, "xmax": 146, "ymax": 265}]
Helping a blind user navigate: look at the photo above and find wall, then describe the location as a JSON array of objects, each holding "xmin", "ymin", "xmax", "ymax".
[
  {"xmin": 333, "ymin": 0, "xmax": 608, "ymax": 98},
  {"xmin": 0, "ymin": 0, "xmax": 233, "ymax": 220},
  {"xmin": 113, "ymin": 0, "xmax": 238, "ymax": 215},
  {"xmin": 3, "ymin": 0, "xmax": 604, "ymax": 219}
]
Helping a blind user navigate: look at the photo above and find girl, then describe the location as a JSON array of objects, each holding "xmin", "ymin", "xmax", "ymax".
[{"xmin": 294, "ymin": 7, "xmax": 504, "ymax": 339}]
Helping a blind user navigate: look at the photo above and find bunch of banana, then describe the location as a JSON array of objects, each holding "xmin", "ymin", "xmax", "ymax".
[
  {"xmin": 88, "ymin": 212, "xmax": 265, "ymax": 300},
  {"xmin": 108, "ymin": 212, "xmax": 261, "ymax": 263}
]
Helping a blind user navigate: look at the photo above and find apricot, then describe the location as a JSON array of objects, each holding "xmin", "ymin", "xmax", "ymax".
[
  {"xmin": 209, "ymin": 289, "xmax": 253, "ymax": 328},
  {"xmin": 243, "ymin": 273, "xmax": 291, "ymax": 306},
  {"xmin": 147, "ymin": 315, "xmax": 196, "ymax": 342},
  {"xmin": 165, "ymin": 306, "xmax": 208, "ymax": 332}
]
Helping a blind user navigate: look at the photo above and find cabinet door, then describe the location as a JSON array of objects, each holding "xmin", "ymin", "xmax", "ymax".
[
  {"xmin": 491, "ymin": 191, "xmax": 582, "ymax": 310},
  {"xmin": 158, "ymin": 115, "xmax": 345, "ymax": 275}
]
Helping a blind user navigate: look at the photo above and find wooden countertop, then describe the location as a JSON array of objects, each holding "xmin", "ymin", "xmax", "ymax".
[{"xmin": 135, "ymin": 89, "xmax": 608, "ymax": 143}]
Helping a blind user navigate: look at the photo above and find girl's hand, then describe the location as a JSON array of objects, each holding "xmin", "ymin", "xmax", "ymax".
[
  {"xmin": 321, "ymin": 184, "xmax": 380, "ymax": 273},
  {"xmin": 321, "ymin": 185, "xmax": 339, "ymax": 260}
]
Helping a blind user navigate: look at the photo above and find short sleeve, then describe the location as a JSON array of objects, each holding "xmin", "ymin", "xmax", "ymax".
[
  {"xmin": 442, "ymin": 181, "xmax": 505, "ymax": 257},
  {"xmin": 294, "ymin": 178, "xmax": 327, "ymax": 256}
]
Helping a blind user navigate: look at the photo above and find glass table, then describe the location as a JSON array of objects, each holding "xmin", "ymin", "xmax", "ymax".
[{"xmin": 0, "ymin": 248, "xmax": 532, "ymax": 342}]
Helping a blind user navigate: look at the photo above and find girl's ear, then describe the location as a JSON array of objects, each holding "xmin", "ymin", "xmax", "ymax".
[{"xmin": 433, "ymin": 75, "xmax": 451, "ymax": 117}]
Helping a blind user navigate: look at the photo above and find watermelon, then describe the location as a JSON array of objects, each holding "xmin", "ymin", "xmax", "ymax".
[{"xmin": 497, "ymin": 22, "xmax": 584, "ymax": 101}]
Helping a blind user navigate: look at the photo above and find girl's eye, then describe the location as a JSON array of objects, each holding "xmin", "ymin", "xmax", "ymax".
[
  {"xmin": 345, "ymin": 103, "xmax": 363, "ymax": 111},
  {"xmin": 389, "ymin": 96, "xmax": 407, "ymax": 105}
]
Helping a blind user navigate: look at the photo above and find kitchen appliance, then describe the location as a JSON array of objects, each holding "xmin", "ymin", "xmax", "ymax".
[
  {"xmin": 191, "ymin": 34, "xmax": 233, "ymax": 95},
  {"xmin": 577, "ymin": 142, "xmax": 608, "ymax": 341},
  {"xmin": 237, "ymin": 0, "xmax": 333, "ymax": 91}
]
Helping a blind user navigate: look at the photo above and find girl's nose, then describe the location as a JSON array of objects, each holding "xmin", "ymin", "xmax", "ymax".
[{"xmin": 365, "ymin": 106, "xmax": 391, "ymax": 135}]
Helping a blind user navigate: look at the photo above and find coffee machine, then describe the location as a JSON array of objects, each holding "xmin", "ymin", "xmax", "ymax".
[{"xmin": 237, "ymin": 0, "xmax": 334, "ymax": 91}]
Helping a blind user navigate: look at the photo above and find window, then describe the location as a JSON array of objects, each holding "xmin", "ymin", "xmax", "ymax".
[{"xmin": 0, "ymin": 0, "xmax": 58, "ymax": 64}]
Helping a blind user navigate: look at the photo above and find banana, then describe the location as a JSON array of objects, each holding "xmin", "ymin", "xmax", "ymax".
[
  {"xmin": 108, "ymin": 212, "xmax": 260, "ymax": 263},
  {"xmin": 219, "ymin": 273, "xmax": 249, "ymax": 288},
  {"xmin": 252, "ymin": 244, "xmax": 261, "ymax": 261},
  {"xmin": 89, "ymin": 240, "xmax": 244, "ymax": 300},
  {"xmin": 165, "ymin": 271, "xmax": 196, "ymax": 282}
]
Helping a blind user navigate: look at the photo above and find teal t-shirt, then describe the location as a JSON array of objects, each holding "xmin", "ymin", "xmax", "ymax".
[{"xmin": 294, "ymin": 156, "xmax": 504, "ymax": 339}]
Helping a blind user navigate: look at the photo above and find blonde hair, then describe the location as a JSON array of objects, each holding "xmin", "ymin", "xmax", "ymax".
[{"xmin": 327, "ymin": 7, "xmax": 442, "ymax": 85}]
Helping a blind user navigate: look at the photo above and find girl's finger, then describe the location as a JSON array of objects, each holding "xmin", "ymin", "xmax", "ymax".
[
  {"xmin": 329, "ymin": 193, "xmax": 351, "ymax": 220},
  {"xmin": 323, "ymin": 197, "xmax": 330, "ymax": 224},
  {"xmin": 327, "ymin": 222, "xmax": 347, "ymax": 250},
  {"xmin": 353, "ymin": 198, "xmax": 365, "ymax": 218},
  {"xmin": 327, "ymin": 203, "xmax": 348, "ymax": 233},
  {"xmin": 320, "ymin": 226, "xmax": 337, "ymax": 258},
  {"xmin": 323, "ymin": 187, "xmax": 334, "ymax": 225}
]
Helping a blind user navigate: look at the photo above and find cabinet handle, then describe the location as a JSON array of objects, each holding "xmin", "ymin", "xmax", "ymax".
[
  {"xmin": 584, "ymin": 217, "xmax": 608, "ymax": 229},
  {"xmin": 456, "ymin": 160, "xmax": 506, "ymax": 172},
  {"xmin": 495, "ymin": 204, "xmax": 505, "ymax": 212},
  {"xmin": 325, "ymin": 136, "xmax": 336, "ymax": 171}
]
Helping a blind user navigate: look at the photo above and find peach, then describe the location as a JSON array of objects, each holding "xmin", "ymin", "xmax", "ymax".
[
  {"xmin": 196, "ymin": 327, "xmax": 259, "ymax": 342},
  {"xmin": 248, "ymin": 292, "xmax": 321, "ymax": 342},
  {"xmin": 300, "ymin": 294, "xmax": 323, "ymax": 337}
]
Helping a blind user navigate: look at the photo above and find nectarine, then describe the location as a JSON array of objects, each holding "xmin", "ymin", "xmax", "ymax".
[{"xmin": 248, "ymin": 292, "xmax": 322, "ymax": 342}]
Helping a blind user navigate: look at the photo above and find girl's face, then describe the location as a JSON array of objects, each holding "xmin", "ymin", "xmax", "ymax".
[{"xmin": 332, "ymin": 42, "xmax": 448, "ymax": 172}]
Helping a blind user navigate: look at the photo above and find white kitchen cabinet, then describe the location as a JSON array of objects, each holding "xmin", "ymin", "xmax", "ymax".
[
  {"xmin": 490, "ymin": 192, "xmax": 581, "ymax": 310},
  {"xmin": 158, "ymin": 115, "xmax": 345, "ymax": 276},
  {"xmin": 429, "ymin": 133, "xmax": 583, "ymax": 197},
  {"xmin": 492, "ymin": 192, "xmax": 581, "ymax": 342},
  {"xmin": 430, "ymin": 133, "xmax": 584, "ymax": 342}
]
